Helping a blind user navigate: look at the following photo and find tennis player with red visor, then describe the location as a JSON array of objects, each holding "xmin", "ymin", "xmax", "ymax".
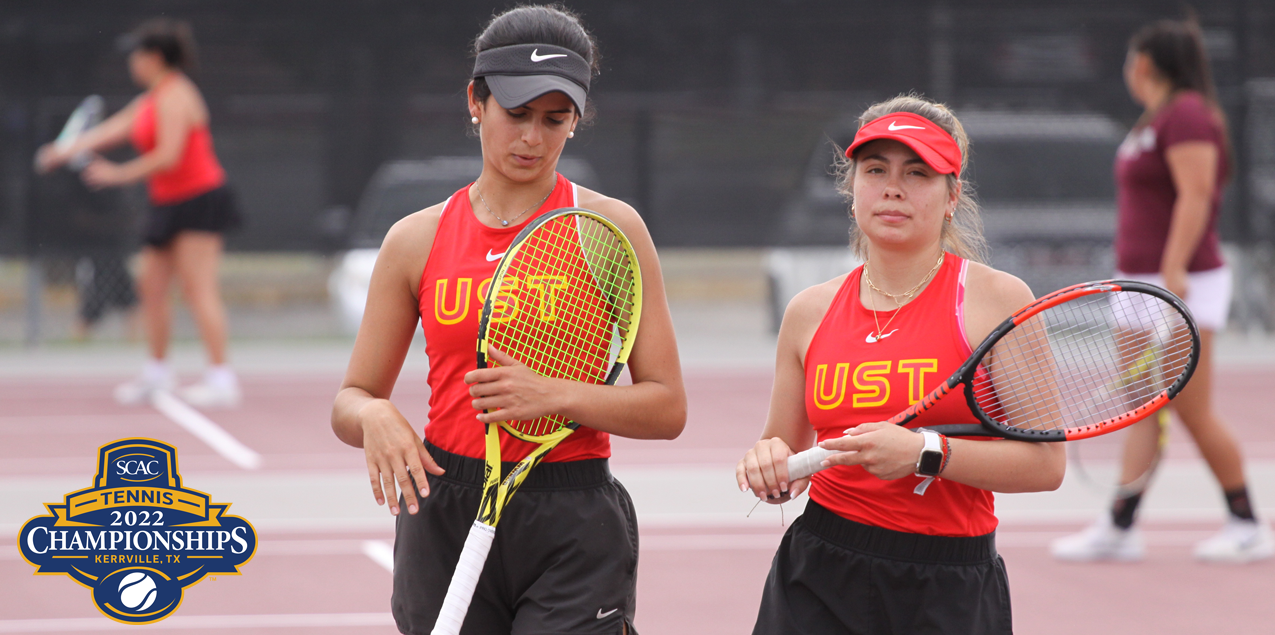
[{"xmin": 738, "ymin": 95, "xmax": 1064, "ymax": 635}]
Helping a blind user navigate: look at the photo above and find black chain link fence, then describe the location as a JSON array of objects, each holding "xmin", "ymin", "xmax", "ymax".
[{"xmin": 1, "ymin": 0, "xmax": 1272, "ymax": 344}]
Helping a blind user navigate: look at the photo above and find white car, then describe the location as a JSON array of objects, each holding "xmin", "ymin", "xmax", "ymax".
[{"xmin": 328, "ymin": 156, "xmax": 601, "ymax": 334}]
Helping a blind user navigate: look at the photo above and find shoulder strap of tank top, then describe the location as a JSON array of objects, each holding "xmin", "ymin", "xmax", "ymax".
[{"xmin": 952, "ymin": 256, "xmax": 973, "ymax": 357}]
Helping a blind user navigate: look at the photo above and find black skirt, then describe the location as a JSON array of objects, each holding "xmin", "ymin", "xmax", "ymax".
[{"xmin": 142, "ymin": 186, "xmax": 241, "ymax": 248}]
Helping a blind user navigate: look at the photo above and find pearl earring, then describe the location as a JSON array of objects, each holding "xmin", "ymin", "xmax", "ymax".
[
  {"xmin": 568, "ymin": 131, "xmax": 574, "ymax": 138},
  {"xmin": 471, "ymin": 116, "xmax": 479, "ymax": 124}
]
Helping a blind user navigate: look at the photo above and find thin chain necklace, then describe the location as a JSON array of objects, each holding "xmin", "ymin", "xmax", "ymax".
[
  {"xmin": 475, "ymin": 184, "xmax": 553, "ymax": 227},
  {"xmin": 862, "ymin": 252, "xmax": 945, "ymax": 343}
]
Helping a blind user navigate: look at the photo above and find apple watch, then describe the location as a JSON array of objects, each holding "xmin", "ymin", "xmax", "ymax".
[{"xmin": 914, "ymin": 430, "xmax": 944, "ymax": 478}]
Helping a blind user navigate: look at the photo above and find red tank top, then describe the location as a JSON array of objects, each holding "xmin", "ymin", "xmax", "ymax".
[
  {"xmin": 130, "ymin": 81, "xmax": 226, "ymax": 205},
  {"xmin": 804, "ymin": 253, "xmax": 997, "ymax": 537},
  {"xmin": 418, "ymin": 174, "xmax": 610, "ymax": 462}
]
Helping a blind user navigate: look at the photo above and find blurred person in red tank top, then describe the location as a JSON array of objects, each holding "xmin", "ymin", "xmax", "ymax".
[
  {"xmin": 738, "ymin": 95, "xmax": 1064, "ymax": 635},
  {"xmin": 330, "ymin": 6, "xmax": 685, "ymax": 632},
  {"xmin": 1051, "ymin": 18, "xmax": 1272, "ymax": 565},
  {"xmin": 36, "ymin": 18, "xmax": 241, "ymax": 409}
]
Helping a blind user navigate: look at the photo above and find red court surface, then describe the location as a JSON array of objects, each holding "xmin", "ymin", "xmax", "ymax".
[{"xmin": 2, "ymin": 366, "xmax": 1272, "ymax": 633}]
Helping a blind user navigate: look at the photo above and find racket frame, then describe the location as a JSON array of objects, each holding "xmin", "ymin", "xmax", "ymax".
[
  {"xmin": 474, "ymin": 207, "xmax": 643, "ymax": 518},
  {"xmin": 52, "ymin": 95, "xmax": 105, "ymax": 172},
  {"xmin": 432, "ymin": 208, "xmax": 642, "ymax": 635},
  {"xmin": 786, "ymin": 280, "xmax": 1200, "ymax": 483},
  {"xmin": 897, "ymin": 280, "xmax": 1200, "ymax": 441}
]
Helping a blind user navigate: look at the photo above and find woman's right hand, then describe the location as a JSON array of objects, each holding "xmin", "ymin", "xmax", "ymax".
[
  {"xmin": 34, "ymin": 143, "xmax": 69, "ymax": 174},
  {"xmin": 736, "ymin": 437, "xmax": 810, "ymax": 504},
  {"xmin": 359, "ymin": 399, "xmax": 445, "ymax": 516}
]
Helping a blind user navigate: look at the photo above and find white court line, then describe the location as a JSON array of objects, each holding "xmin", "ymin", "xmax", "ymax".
[
  {"xmin": 361, "ymin": 539, "xmax": 394, "ymax": 572},
  {"xmin": 0, "ymin": 613, "xmax": 394, "ymax": 632},
  {"xmin": 150, "ymin": 390, "xmax": 261, "ymax": 470}
]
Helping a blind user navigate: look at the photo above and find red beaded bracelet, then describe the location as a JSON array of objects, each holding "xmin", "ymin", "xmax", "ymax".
[{"xmin": 938, "ymin": 434, "xmax": 951, "ymax": 474}]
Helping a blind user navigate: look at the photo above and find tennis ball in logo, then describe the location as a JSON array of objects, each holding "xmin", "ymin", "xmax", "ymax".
[{"xmin": 118, "ymin": 572, "xmax": 157, "ymax": 611}]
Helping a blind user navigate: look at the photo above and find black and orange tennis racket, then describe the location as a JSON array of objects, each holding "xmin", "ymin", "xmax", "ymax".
[
  {"xmin": 788, "ymin": 280, "xmax": 1199, "ymax": 480},
  {"xmin": 431, "ymin": 208, "xmax": 642, "ymax": 635}
]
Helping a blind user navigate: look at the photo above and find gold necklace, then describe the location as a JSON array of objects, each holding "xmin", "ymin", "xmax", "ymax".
[
  {"xmin": 863, "ymin": 252, "xmax": 945, "ymax": 343},
  {"xmin": 475, "ymin": 185, "xmax": 553, "ymax": 227}
]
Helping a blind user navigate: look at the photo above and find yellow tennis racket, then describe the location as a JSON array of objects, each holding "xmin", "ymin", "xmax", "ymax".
[{"xmin": 431, "ymin": 208, "xmax": 643, "ymax": 635}]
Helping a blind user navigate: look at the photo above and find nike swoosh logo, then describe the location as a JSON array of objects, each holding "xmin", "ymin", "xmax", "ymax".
[
  {"xmin": 865, "ymin": 329, "xmax": 899, "ymax": 344},
  {"xmin": 597, "ymin": 608, "xmax": 619, "ymax": 619},
  {"xmin": 530, "ymin": 49, "xmax": 568, "ymax": 62},
  {"xmin": 485, "ymin": 250, "xmax": 506, "ymax": 262},
  {"xmin": 888, "ymin": 122, "xmax": 925, "ymax": 131}
]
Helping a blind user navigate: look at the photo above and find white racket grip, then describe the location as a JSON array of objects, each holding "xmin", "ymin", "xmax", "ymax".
[
  {"xmin": 787, "ymin": 446, "xmax": 839, "ymax": 481},
  {"xmin": 431, "ymin": 521, "xmax": 496, "ymax": 635}
]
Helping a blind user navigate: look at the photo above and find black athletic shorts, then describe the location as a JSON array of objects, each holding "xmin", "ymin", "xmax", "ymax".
[
  {"xmin": 143, "ymin": 185, "xmax": 241, "ymax": 248},
  {"xmin": 392, "ymin": 441, "xmax": 639, "ymax": 635},
  {"xmin": 753, "ymin": 500, "xmax": 1012, "ymax": 635}
]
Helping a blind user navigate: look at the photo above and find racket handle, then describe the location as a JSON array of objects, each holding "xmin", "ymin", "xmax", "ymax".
[
  {"xmin": 431, "ymin": 521, "xmax": 496, "ymax": 635},
  {"xmin": 787, "ymin": 446, "xmax": 839, "ymax": 481}
]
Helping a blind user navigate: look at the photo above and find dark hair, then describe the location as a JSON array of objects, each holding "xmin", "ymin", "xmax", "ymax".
[
  {"xmin": 834, "ymin": 94, "xmax": 988, "ymax": 263},
  {"xmin": 127, "ymin": 18, "xmax": 198, "ymax": 72},
  {"xmin": 471, "ymin": 4, "xmax": 600, "ymax": 123},
  {"xmin": 1129, "ymin": 17, "xmax": 1231, "ymax": 169}
]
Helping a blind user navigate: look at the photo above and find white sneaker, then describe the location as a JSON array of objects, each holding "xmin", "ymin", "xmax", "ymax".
[
  {"xmin": 114, "ymin": 371, "xmax": 176, "ymax": 405},
  {"xmin": 1050, "ymin": 516, "xmax": 1144, "ymax": 562},
  {"xmin": 178, "ymin": 365, "xmax": 242, "ymax": 409},
  {"xmin": 1194, "ymin": 518, "xmax": 1275, "ymax": 564}
]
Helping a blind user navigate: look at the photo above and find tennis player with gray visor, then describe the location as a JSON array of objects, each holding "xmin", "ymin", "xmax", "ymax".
[{"xmin": 331, "ymin": 5, "xmax": 687, "ymax": 635}]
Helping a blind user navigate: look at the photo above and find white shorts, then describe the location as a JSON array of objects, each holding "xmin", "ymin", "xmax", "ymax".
[{"xmin": 1114, "ymin": 266, "xmax": 1232, "ymax": 331}]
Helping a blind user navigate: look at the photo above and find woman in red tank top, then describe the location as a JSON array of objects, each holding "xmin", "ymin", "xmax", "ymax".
[
  {"xmin": 35, "ymin": 18, "xmax": 240, "ymax": 409},
  {"xmin": 738, "ymin": 96, "xmax": 1064, "ymax": 635},
  {"xmin": 331, "ymin": 7, "xmax": 685, "ymax": 633}
]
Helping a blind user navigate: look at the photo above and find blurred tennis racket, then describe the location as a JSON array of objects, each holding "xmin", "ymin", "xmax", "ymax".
[
  {"xmin": 788, "ymin": 280, "xmax": 1199, "ymax": 481},
  {"xmin": 431, "ymin": 208, "xmax": 643, "ymax": 635},
  {"xmin": 44, "ymin": 95, "xmax": 105, "ymax": 172},
  {"xmin": 1069, "ymin": 408, "xmax": 1170, "ymax": 498}
]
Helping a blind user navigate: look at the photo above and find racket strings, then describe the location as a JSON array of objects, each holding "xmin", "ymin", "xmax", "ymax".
[
  {"xmin": 486, "ymin": 215, "xmax": 638, "ymax": 439},
  {"xmin": 970, "ymin": 290, "xmax": 1193, "ymax": 434}
]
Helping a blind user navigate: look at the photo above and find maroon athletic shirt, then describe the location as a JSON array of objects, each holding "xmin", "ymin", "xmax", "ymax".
[{"xmin": 1114, "ymin": 91, "xmax": 1228, "ymax": 274}]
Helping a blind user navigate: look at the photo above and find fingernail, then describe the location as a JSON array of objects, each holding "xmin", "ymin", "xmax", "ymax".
[
  {"xmin": 390, "ymin": 506, "xmax": 399, "ymax": 515},
  {"xmin": 739, "ymin": 482, "xmax": 748, "ymax": 492},
  {"xmin": 772, "ymin": 489, "xmax": 780, "ymax": 499},
  {"xmin": 844, "ymin": 428, "xmax": 854, "ymax": 433},
  {"xmin": 409, "ymin": 504, "xmax": 418, "ymax": 514},
  {"xmin": 780, "ymin": 482, "xmax": 788, "ymax": 493}
]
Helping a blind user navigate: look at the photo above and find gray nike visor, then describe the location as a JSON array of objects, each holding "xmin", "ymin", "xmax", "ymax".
[{"xmin": 472, "ymin": 43, "xmax": 590, "ymax": 113}]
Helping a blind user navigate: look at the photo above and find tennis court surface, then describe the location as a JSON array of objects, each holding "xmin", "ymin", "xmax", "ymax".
[{"xmin": 1, "ymin": 299, "xmax": 1272, "ymax": 634}]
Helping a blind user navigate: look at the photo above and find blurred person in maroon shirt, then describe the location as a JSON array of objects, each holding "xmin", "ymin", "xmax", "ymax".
[{"xmin": 1052, "ymin": 17, "xmax": 1272, "ymax": 564}]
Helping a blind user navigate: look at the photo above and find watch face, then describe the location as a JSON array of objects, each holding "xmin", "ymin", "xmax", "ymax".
[{"xmin": 918, "ymin": 450, "xmax": 943, "ymax": 476}]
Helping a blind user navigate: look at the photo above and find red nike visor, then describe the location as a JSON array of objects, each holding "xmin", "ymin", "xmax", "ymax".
[{"xmin": 845, "ymin": 112, "xmax": 963, "ymax": 178}]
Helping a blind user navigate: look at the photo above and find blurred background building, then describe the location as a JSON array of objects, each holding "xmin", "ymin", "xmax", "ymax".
[{"xmin": 1, "ymin": 0, "xmax": 1272, "ymax": 342}]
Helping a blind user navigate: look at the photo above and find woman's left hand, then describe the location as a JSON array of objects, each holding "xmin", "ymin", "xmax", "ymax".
[
  {"xmin": 464, "ymin": 345, "xmax": 565, "ymax": 424},
  {"xmin": 816, "ymin": 421, "xmax": 925, "ymax": 480},
  {"xmin": 81, "ymin": 159, "xmax": 129, "ymax": 189}
]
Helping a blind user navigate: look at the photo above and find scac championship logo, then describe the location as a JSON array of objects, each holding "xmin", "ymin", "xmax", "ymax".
[{"xmin": 17, "ymin": 439, "xmax": 256, "ymax": 624}]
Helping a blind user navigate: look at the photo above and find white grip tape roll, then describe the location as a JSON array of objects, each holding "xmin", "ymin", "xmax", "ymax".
[
  {"xmin": 431, "ymin": 521, "xmax": 497, "ymax": 635},
  {"xmin": 786, "ymin": 446, "xmax": 839, "ymax": 481}
]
